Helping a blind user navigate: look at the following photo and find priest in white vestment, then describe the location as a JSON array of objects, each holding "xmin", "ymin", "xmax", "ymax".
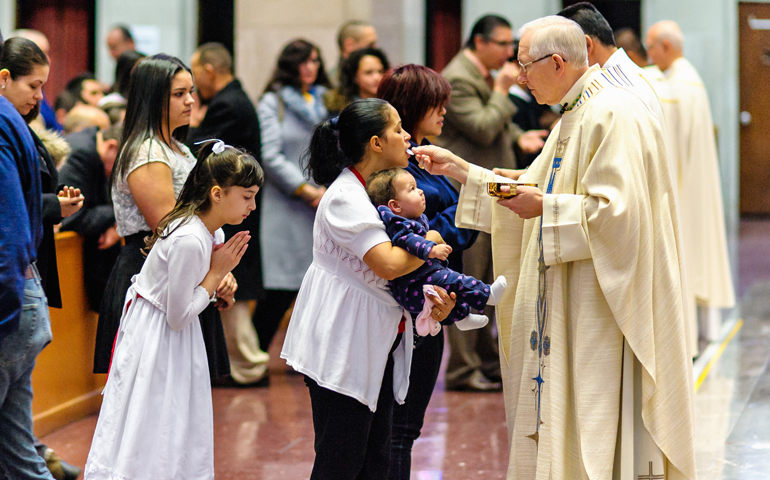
[
  {"xmin": 558, "ymin": 3, "xmax": 696, "ymax": 357},
  {"xmin": 414, "ymin": 16, "xmax": 696, "ymax": 480},
  {"xmin": 645, "ymin": 21, "xmax": 736, "ymax": 343}
]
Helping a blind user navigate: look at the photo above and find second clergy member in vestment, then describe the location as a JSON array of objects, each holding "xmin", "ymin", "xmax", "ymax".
[
  {"xmin": 415, "ymin": 16, "xmax": 696, "ymax": 480},
  {"xmin": 646, "ymin": 21, "xmax": 735, "ymax": 344}
]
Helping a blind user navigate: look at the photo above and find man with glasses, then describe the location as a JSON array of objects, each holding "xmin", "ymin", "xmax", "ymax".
[
  {"xmin": 416, "ymin": 14, "xmax": 696, "ymax": 479},
  {"xmin": 436, "ymin": 14, "xmax": 547, "ymax": 392}
]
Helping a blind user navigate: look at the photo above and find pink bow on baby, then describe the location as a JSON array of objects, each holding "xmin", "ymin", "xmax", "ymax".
[{"xmin": 414, "ymin": 285, "xmax": 443, "ymax": 337}]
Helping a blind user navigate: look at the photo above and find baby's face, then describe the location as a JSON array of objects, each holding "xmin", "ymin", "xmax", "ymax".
[{"xmin": 392, "ymin": 172, "xmax": 425, "ymax": 219}]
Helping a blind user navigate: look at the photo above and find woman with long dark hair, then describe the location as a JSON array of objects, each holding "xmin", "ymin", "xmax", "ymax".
[
  {"xmin": 377, "ymin": 64, "xmax": 480, "ymax": 479},
  {"xmin": 324, "ymin": 46, "xmax": 389, "ymax": 114},
  {"xmin": 282, "ymin": 98, "xmax": 458, "ymax": 479},
  {"xmin": 112, "ymin": 49, "xmax": 145, "ymax": 100},
  {"xmin": 94, "ymin": 53, "xmax": 234, "ymax": 379},
  {"xmin": 252, "ymin": 39, "xmax": 329, "ymax": 357}
]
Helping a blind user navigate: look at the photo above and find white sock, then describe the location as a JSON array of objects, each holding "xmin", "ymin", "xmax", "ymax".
[
  {"xmin": 486, "ymin": 275, "xmax": 507, "ymax": 306},
  {"xmin": 455, "ymin": 314, "xmax": 489, "ymax": 331}
]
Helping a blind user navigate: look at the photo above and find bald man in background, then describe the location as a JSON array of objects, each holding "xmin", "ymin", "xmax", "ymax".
[
  {"xmin": 645, "ymin": 20, "xmax": 735, "ymax": 347},
  {"xmin": 329, "ymin": 20, "xmax": 378, "ymax": 85},
  {"xmin": 63, "ymin": 105, "xmax": 110, "ymax": 135}
]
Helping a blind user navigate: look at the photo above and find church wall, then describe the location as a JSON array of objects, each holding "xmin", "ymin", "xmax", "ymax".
[
  {"xmin": 0, "ymin": 0, "xmax": 15, "ymax": 40},
  {"xmin": 94, "ymin": 0, "xmax": 199, "ymax": 84},
  {"xmin": 462, "ymin": 0, "xmax": 563, "ymax": 36},
  {"xmin": 233, "ymin": 0, "xmax": 424, "ymax": 104}
]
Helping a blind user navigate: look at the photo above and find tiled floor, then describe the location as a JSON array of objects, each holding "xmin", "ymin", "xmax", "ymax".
[{"xmin": 40, "ymin": 219, "xmax": 770, "ymax": 479}]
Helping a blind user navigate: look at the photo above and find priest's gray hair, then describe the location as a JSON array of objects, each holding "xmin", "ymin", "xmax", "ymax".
[{"xmin": 517, "ymin": 16, "xmax": 588, "ymax": 68}]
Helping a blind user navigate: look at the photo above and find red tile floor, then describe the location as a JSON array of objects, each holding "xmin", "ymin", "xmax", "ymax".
[
  {"xmin": 41, "ymin": 219, "xmax": 770, "ymax": 479},
  {"xmin": 40, "ymin": 322, "xmax": 510, "ymax": 480}
]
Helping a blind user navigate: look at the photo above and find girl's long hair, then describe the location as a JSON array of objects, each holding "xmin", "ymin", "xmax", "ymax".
[
  {"xmin": 112, "ymin": 49, "xmax": 146, "ymax": 99},
  {"xmin": 144, "ymin": 141, "xmax": 264, "ymax": 252},
  {"xmin": 111, "ymin": 54, "xmax": 191, "ymax": 187},
  {"xmin": 304, "ymin": 98, "xmax": 391, "ymax": 186}
]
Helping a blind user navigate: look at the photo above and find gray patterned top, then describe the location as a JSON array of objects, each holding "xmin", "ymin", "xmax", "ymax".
[{"xmin": 112, "ymin": 137, "xmax": 196, "ymax": 237}]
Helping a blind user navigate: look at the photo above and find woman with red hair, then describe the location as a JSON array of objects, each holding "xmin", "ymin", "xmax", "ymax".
[{"xmin": 377, "ymin": 65, "xmax": 479, "ymax": 480}]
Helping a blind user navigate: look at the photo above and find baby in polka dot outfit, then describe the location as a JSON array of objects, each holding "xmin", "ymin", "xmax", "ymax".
[{"xmin": 367, "ymin": 169, "xmax": 507, "ymax": 333}]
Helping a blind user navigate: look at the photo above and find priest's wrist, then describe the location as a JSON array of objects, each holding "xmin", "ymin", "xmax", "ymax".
[{"xmin": 451, "ymin": 157, "xmax": 470, "ymax": 185}]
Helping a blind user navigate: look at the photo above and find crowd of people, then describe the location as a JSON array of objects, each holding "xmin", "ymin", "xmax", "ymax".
[{"xmin": 0, "ymin": 3, "xmax": 734, "ymax": 479}]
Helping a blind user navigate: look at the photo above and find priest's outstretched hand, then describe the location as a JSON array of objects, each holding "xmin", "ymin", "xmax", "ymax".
[
  {"xmin": 412, "ymin": 145, "xmax": 470, "ymax": 185},
  {"xmin": 497, "ymin": 186, "xmax": 543, "ymax": 219}
]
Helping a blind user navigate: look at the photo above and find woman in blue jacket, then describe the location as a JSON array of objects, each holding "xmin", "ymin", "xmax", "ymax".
[{"xmin": 377, "ymin": 64, "xmax": 479, "ymax": 480}]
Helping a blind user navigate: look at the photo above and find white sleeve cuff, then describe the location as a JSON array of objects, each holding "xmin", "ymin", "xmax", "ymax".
[
  {"xmin": 541, "ymin": 194, "xmax": 591, "ymax": 266},
  {"xmin": 456, "ymin": 164, "xmax": 495, "ymax": 233}
]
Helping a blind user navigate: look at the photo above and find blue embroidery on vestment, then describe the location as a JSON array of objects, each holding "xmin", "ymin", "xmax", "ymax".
[{"xmin": 530, "ymin": 137, "xmax": 569, "ymax": 446}]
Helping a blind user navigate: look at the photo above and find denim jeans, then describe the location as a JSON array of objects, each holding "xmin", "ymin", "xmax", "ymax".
[
  {"xmin": 0, "ymin": 267, "xmax": 54, "ymax": 479},
  {"xmin": 389, "ymin": 331, "xmax": 444, "ymax": 480}
]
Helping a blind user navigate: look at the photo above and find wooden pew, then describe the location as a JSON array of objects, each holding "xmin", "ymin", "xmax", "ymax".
[{"xmin": 31, "ymin": 231, "xmax": 106, "ymax": 437}]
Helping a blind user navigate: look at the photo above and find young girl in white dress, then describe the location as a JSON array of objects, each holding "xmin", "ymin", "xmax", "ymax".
[{"xmin": 84, "ymin": 140, "xmax": 263, "ymax": 480}]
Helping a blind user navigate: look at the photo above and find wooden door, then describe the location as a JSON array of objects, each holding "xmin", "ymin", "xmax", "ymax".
[{"xmin": 739, "ymin": 3, "xmax": 770, "ymax": 215}]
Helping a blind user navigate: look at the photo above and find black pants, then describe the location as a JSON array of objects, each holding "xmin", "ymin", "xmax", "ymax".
[
  {"xmin": 252, "ymin": 289, "xmax": 297, "ymax": 352},
  {"xmin": 305, "ymin": 347, "xmax": 397, "ymax": 480},
  {"xmin": 389, "ymin": 331, "xmax": 444, "ymax": 480}
]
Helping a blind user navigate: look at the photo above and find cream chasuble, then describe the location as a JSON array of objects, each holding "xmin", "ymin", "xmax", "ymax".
[
  {"xmin": 456, "ymin": 66, "xmax": 696, "ymax": 480},
  {"xmin": 604, "ymin": 49, "xmax": 665, "ymax": 132},
  {"xmin": 650, "ymin": 58, "xmax": 735, "ymax": 311}
]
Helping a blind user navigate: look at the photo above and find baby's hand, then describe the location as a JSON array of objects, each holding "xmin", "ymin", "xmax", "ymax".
[{"xmin": 428, "ymin": 243, "xmax": 452, "ymax": 260}]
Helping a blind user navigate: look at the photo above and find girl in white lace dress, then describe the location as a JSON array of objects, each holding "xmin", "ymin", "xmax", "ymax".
[{"xmin": 85, "ymin": 141, "xmax": 263, "ymax": 480}]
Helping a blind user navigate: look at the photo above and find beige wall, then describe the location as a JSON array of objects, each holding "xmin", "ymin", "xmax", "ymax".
[
  {"xmin": 95, "ymin": 0, "xmax": 198, "ymax": 84},
  {"xmin": 235, "ymin": 0, "xmax": 421, "ymax": 104}
]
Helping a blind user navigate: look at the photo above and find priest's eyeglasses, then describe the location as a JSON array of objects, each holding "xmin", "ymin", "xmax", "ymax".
[{"xmin": 518, "ymin": 53, "xmax": 564, "ymax": 74}]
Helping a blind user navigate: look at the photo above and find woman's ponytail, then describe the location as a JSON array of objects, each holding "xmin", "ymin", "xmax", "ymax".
[
  {"xmin": 304, "ymin": 118, "xmax": 348, "ymax": 186},
  {"xmin": 304, "ymin": 98, "xmax": 392, "ymax": 186}
]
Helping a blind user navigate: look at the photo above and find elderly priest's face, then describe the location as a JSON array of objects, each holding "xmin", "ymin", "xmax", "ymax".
[{"xmin": 517, "ymin": 30, "xmax": 567, "ymax": 106}]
